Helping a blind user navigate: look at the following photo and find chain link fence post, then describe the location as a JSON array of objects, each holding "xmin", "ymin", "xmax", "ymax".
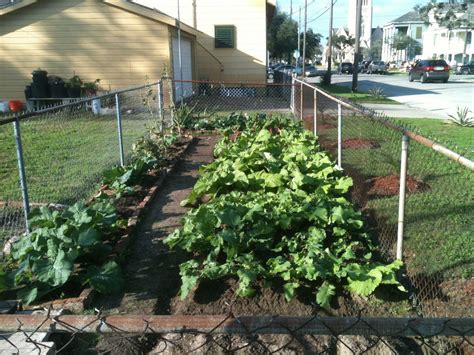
[
  {"xmin": 12, "ymin": 115, "xmax": 30, "ymax": 233},
  {"xmin": 291, "ymin": 76, "xmax": 295, "ymax": 114},
  {"xmin": 396, "ymin": 134, "xmax": 410, "ymax": 260},
  {"xmin": 115, "ymin": 93, "xmax": 125, "ymax": 167},
  {"xmin": 313, "ymin": 88, "xmax": 317, "ymax": 136},
  {"xmin": 337, "ymin": 103, "xmax": 342, "ymax": 169},
  {"xmin": 299, "ymin": 81, "xmax": 303, "ymax": 121}
]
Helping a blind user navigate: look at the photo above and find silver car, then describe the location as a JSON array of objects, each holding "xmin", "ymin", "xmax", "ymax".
[{"xmin": 368, "ymin": 61, "xmax": 387, "ymax": 74}]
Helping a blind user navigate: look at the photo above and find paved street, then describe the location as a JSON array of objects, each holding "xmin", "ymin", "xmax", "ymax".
[{"xmin": 307, "ymin": 72, "xmax": 474, "ymax": 120}]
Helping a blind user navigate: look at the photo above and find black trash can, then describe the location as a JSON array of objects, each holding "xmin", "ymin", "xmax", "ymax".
[{"xmin": 31, "ymin": 69, "xmax": 49, "ymax": 98}]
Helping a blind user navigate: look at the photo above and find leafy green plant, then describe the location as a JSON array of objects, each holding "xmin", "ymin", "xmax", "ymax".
[
  {"xmin": 165, "ymin": 115, "xmax": 406, "ymax": 308},
  {"xmin": 83, "ymin": 79, "xmax": 101, "ymax": 96},
  {"xmin": 448, "ymin": 106, "xmax": 474, "ymax": 127},
  {"xmin": 142, "ymin": 76, "xmax": 156, "ymax": 117},
  {"xmin": 368, "ymin": 87, "xmax": 386, "ymax": 100},
  {"xmin": 102, "ymin": 157, "xmax": 157, "ymax": 196},
  {"xmin": 65, "ymin": 74, "xmax": 83, "ymax": 90},
  {"xmin": 172, "ymin": 103, "xmax": 198, "ymax": 134},
  {"xmin": 3, "ymin": 200, "xmax": 124, "ymax": 304}
]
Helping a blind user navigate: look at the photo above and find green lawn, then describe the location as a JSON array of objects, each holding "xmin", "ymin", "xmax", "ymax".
[
  {"xmin": 316, "ymin": 83, "xmax": 400, "ymax": 104},
  {"xmin": 316, "ymin": 115, "xmax": 473, "ymax": 279},
  {"xmin": 0, "ymin": 111, "xmax": 151, "ymax": 242},
  {"xmin": 395, "ymin": 117, "xmax": 474, "ymax": 159}
]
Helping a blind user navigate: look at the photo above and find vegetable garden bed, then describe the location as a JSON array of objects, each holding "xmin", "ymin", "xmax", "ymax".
[{"xmin": 0, "ymin": 133, "xmax": 194, "ymax": 311}]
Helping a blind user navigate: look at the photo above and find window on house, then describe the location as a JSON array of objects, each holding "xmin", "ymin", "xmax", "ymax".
[
  {"xmin": 215, "ymin": 25, "xmax": 236, "ymax": 48},
  {"xmin": 467, "ymin": 31, "xmax": 472, "ymax": 45},
  {"xmin": 416, "ymin": 27, "xmax": 422, "ymax": 39}
]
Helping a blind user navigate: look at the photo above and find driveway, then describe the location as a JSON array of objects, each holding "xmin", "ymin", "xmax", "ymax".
[{"xmin": 307, "ymin": 73, "xmax": 474, "ymax": 120}]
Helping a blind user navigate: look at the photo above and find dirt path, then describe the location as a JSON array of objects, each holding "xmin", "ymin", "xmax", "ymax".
[{"xmin": 97, "ymin": 136, "xmax": 219, "ymax": 315}]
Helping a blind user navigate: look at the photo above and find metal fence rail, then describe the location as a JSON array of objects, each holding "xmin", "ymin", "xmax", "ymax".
[{"xmin": 0, "ymin": 312, "xmax": 472, "ymax": 354}]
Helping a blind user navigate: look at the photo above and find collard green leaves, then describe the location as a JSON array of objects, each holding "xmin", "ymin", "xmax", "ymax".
[
  {"xmin": 6, "ymin": 201, "xmax": 124, "ymax": 304},
  {"xmin": 165, "ymin": 115, "xmax": 405, "ymax": 308}
]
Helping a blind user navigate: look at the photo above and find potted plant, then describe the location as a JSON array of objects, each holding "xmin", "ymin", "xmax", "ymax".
[
  {"xmin": 65, "ymin": 74, "xmax": 83, "ymax": 98},
  {"xmin": 82, "ymin": 79, "xmax": 101, "ymax": 96}
]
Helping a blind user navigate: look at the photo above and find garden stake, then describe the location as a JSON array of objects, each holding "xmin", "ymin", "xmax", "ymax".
[{"xmin": 157, "ymin": 80, "xmax": 164, "ymax": 133}]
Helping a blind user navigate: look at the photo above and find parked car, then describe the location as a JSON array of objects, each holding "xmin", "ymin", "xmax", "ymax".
[
  {"xmin": 338, "ymin": 62, "xmax": 353, "ymax": 74},
  {"xmin": 304, "ymin": 65, "xmax": 319, "ymax": 77},
  {"xmin": 456, "ymin": 61, "xmax": 474, "ymax": 75},
  {"xmin": 275, "ymin": 65, "xmax": 295, "ymax": 74},
  {"xmin": 367, "ymin": 60, "xmax": 387, "ymax": 74},
  {"xmin": 267, "ymin": 67, "xmax": 274, "ymax": 79},
  {"xmin": 408, "ymin": 59, "xmax": 450, "ymax": 83}
]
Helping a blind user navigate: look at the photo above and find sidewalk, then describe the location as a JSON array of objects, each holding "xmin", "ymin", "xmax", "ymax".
[{"xmin": 362, "ymin": 103, "xmax": 448, "ymax": 120}]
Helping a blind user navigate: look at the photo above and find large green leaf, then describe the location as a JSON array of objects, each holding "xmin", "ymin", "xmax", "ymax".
[
  {"xmin": 78, "ymin": 228, "xmax": 99, "ymax": 247},
  {"xmin": 87, "ymin": 261, "xmax": 123, "ymax": 294},
  {"xmin": 316, "ymin": 281, "xmax": 336, "ymax": 308}
]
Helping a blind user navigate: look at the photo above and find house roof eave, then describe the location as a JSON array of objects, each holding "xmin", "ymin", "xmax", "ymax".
[{"xmin": 103, "ymin": 0, "xmax": 201, "ymax": 37}]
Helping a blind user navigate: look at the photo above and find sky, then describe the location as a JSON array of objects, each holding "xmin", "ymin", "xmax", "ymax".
[{"xmin": 276, "ymin": 0, "xmax": 427, "ymax": 43}]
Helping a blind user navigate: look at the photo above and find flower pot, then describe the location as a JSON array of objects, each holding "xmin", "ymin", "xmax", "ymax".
[
  {"xmin": 31, "ymin": 81, "xmax": 49, "ymax": 98},
  {"xmin": 67, "ymin": 87, "xmax": 81, "ymax": 98},
  {"xmin": 49, "ymin": 81, "xmax": 67, "ymax": 98}
]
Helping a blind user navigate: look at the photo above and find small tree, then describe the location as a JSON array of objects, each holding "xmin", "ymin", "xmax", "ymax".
[{"xmin": 331, "ymin": 32, "xmax": 355, "ymax": 63}]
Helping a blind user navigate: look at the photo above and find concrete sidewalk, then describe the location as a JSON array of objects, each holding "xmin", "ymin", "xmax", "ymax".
[{"xmin": 362, "ymin": 103, "xmax": 448, "ymax": 120}]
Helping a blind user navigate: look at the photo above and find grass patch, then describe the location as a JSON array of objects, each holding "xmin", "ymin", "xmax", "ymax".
[
  {"xmin": 0, "ymin": 112, "xmax": 150, "ymax": 205},
  {"xmin": 316, "ymin": 83, "xmax": 400, "ymax": 104},
  {"xmin": 395, "ymin": 117, "xmax": 474, "ymax": 159},
  {"xmin": 316, "ymin": 115, "xmax": 473, "ymax": 279}
]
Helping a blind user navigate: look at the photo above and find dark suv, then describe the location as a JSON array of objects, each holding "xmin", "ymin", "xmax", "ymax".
[
  {"xmin": 338, "ymin": 62, "xmax": 353, "ymax": 74},
  {"xmin": 409, "ymin": 59, "xmax": 450, "ymax": 83},
  {"xmin": 457, "ymin": 61, "xmax": 474, "ymax": 75}
]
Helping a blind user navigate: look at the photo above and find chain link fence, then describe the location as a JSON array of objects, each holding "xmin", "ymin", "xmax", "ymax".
[
  {"xmin": 171, "ymin": 79, "xmax": 292, "ymax": 116},
  {"xmin": 293, "ymin": 77, "xmax": 473, "ymax": 320},
  {"xmin": 0, "ymin": 311, "xmax": 472, "ymax": 354},
  {"xmin": 0, "ymin": 76, "xmax": 473, "ymax": 353},
  {"xmin": 0, "ymin": 82, "xmax": 163, "ymax": 250}
]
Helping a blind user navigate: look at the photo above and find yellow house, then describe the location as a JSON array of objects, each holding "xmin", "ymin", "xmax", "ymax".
[
  {"xmin": 133, "ymin": 0, "xmax": 276, "ymax": 82},
  {"xmin": 0, "ymin": 0, "xmax": 201, "ymax": 101}
]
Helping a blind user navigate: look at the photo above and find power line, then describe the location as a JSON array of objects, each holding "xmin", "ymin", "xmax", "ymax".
[{"xmin": 307, "ymin": 0, "xmax": 337, "ymax": 25}]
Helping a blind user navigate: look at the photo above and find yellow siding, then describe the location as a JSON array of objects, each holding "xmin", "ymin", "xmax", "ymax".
[
  {"xmin": 0, "ymin": 0, "xmax": 172, "ymax": 100},
  {"xmin": 195, "ymin": 0, "xmax": 267, "ymax": 82},
  {"xmin": 135, "ymin": 0, "xmax": 268, "ymax": 82}
]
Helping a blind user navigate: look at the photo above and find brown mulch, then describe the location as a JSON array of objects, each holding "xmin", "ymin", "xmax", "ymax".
[{"xmin": 367, "ymin": 175, "xmax": 429, "ymax": 197}]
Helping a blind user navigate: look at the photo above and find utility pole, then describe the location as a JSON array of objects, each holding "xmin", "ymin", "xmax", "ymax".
[
  {"xmin": 290, "ymin": 0, "xmax": 293, "ymax": 18},
  {"xmin": 351, "ymin": 0, "xmax": 362, "ymax": 92},
  {"xmin": 327, "ymin": 0, "xmax": 334, "ymax": 83},
  {"xmin": 302, "ymin": 0, "xmax": 307, "ymax": 77},
  {"xmin": 298, "ymin": 6, "xmax": 301, "ymax": 66}
]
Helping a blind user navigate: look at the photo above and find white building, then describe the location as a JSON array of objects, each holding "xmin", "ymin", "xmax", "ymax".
[
  {"xmin": 422, "ymin": 3, "xmax": 474, "ymax": 65},
  {"xmin": 348, "ymin": 0, "xmax": 373, "ymax": 48},
  {"xmin": 381, "ymin": 11, "xmax": 425, "ymax": 63}
]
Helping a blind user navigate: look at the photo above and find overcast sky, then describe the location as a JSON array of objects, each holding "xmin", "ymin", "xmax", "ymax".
[{"xmin": 276, "ymin": 0, "xmax": 427, "ymax": 42}]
